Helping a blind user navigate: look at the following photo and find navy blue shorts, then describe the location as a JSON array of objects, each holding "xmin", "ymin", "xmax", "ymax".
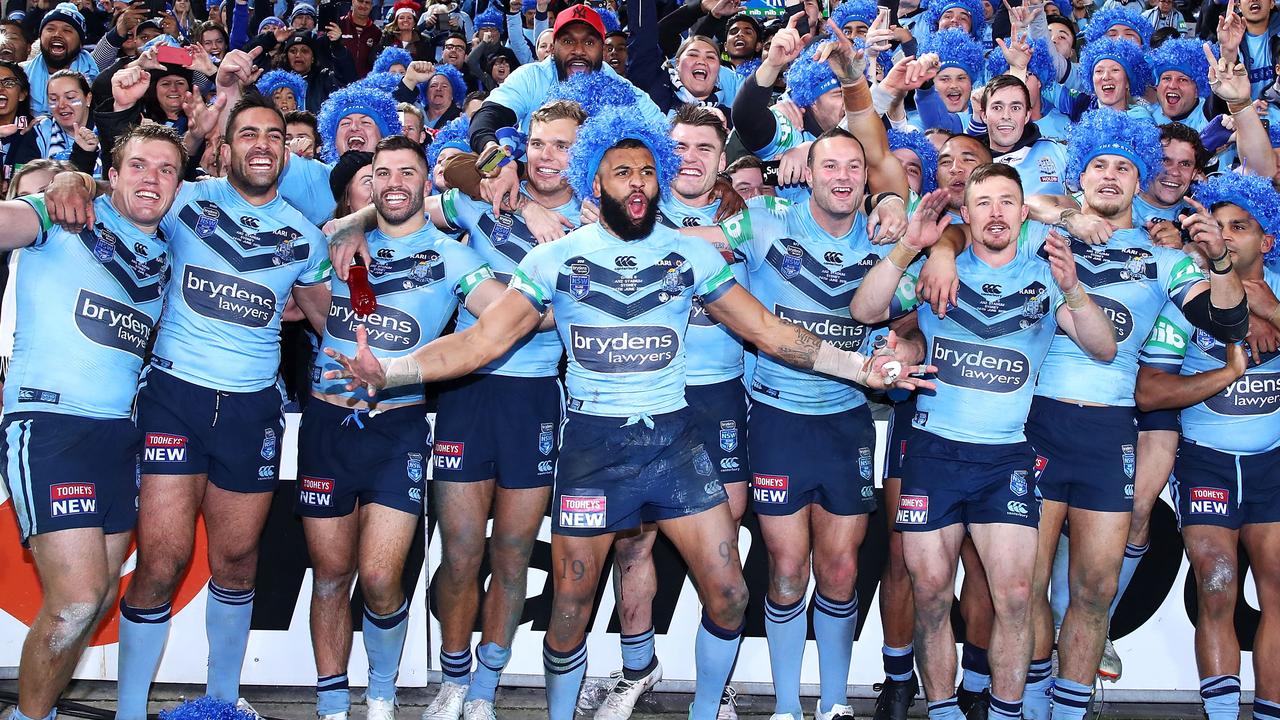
[
  {"xmin": 432, "ymin": 374, "xmax": 562, "ymax": 489},
  {"xmin": 136, "ymin": 368, "xmax": 285, "ymax": 493},
  {"xmin": 747, "ymin": 402, "xmax": 877, "ymax": 517},
  {"xmin": 1, "ymin": 412, "xmax": 140, "ymax": 543},
  {"xmin": 1170, "ymin": 441, "xmax": 1280, "ymax": 530},
  {"xmin": 897, "ymin": 431, "xmax": 1039, "ymax": 531},
  {"xmin": 687, "ymin": 379, "xmax": 750, "ymax": 484},
  {"xmin": 552, "ymin": 408, "xmax": 726, "ymax": 537},
  {"xmin": 295, "ymin": 401, "xmax": 431, "ymax": 517},
  {"xmin": 1026, "ymin": 397, "xmax": 1138, "ymax": 512},
  {"xmin": 883, "ymin": 397, "xmax": 916, "ymax": 481},
  {"xmin": 1137, "ymin": 408, "xmax": 1180, "ymax": 433}
]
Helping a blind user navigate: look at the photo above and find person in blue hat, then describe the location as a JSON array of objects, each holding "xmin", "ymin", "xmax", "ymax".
[{"xmin": 22, "ymin": 2, "xmax": 100, "ymax": 114}]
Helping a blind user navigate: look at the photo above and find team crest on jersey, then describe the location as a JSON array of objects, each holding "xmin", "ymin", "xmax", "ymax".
[
  {"xmin": 93, "ymin": 226, "xmax": 117, "ymax": 263},
  {"xmin": 407, "ymin": 452, "xmax": 424, "ymax": 482},
  {"xmin": 1121, "ymin": 444, "xmax": 1135, "ymax": 479},
  {"xmin": 260, "ymin": 427, "xmax": 277, "ymax": 460},
  {"xmin": 662, "ymin": 267, "xmax": 684, "ymax": 294},
  {"xmin": 693, "ymin": 447, "xmax": 713, "ymax": 476},
  {"xmin": 1121, "ymin": 255, "xmax": 1148, "ymax": 281},
  {"xmin": 1019, "ymin": 291, "xmax": 1046, "ymax": 327},
  {"xmin": 858, "ymin": 447, "xmax": 873, "ymax": 481},
  {"xmin": 1010, "ymin": 470, "xmax": 1029, "ymax": 497},
  {"xmin": 719, "ymin": 420, "xmax": 738, "ymax": 452},
  {"xmin": 274, "ymin": 239, "xmax": 294, "ymax": 265},
  {"xmin": 196, "ymin": 206, "xmax": 219, "ymax": 237},
  {"xmin": 408, "ymin": 261, "xmax": 432, "ymax": 283},
  {"xmin": 492, "ymin": 213, "xmax": 514, "ymax": 245},
  {"xmin": 1038, "ymin": 156, "xmax": 1056, "ymax": 174},
  {"xmin": 1193, "ymin": 328, "xmax": 1218, "ymax": 352},
  {"xmin": 569, "ymin": 262, "xmax": 591, "ymax": 299},
  {"xmin": 538, "ymin": 423, "xmax": 554, "ymax": 456},
  {"xmin": 781, "ymin": 244, "xmax": 803, "ymax": 279}
]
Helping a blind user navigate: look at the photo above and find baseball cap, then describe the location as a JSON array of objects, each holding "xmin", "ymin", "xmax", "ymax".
[{"xmin": 552, "ymin": 4, "xmax": 605, "ymax": 39}]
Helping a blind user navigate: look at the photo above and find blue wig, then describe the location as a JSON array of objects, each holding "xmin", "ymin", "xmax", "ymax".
[
  {"xmin": 546, "ymin": 70, "xmax": 638, "ymax": 116},
  {"xmin": 474, "ymin": 7, "xmax": 502, "ymax": 30},
  {"xmin": 421, "ymin": 62, "xmax": 467, "ymax": 107},
  {"xmin": 921, "ymin": 28, "xmax": 984, "ymax": 81},
  {"xmin": 783, "ymin": 42, "xmax": 839, "ymax": 108},
  {"xmin": 352, "ymin": 71, "xmax": 404, "ymax": 94},
  {"xmin": 159, "ymin": 698, "xmax": 257, "ymax": 720},
  {"xmin": 1195, "ymin": 172, "xmax": 1280, "ymax": 264},
  {"xmin": 372, "ymin": 46, "xmax": 412, "ymax": 74},
  {"xmin": 1084, "ymin": 5, "xmax": 1153, "ymax": 46},
  {"xmin": 1049, "ymin": 0, "xmax": 1072, "ymax": 19},
  {"xmin": 735, "ymin": 57, "xmax": 762, "ymax": 78},
  {"xmin": 986, "ymin": 37, "xmax": 1055, "ymax": 88},
  {"xmin": 255, "ymin": 69, "xmax": 307, "ymax": 110},
  {"xmin": 566, "ymin": 106, "xmax": 680, "ymax": 201},
  {"xmin": 317, "ymin": 85, "xmax": 403, "ymax": 163},
  {"xmin": 1147, "ymin": 38, "xmax": 1213, "ymax": 98},
  {"xmin": 888, "ymin": 128, "xmax": 939, "ymax": 193},
  {"xmin": 596, "ymin": 7, "xmax": 621, "ymax": 32},
  {"xmin": 1081, "ymin": 36, "xmax": 1151, "ymax": 97},
  {"xmin": 427, "ymin": 114, "xmax": 470, "ymax": 176},
  {"xmin": 924, "ymin": 0, "xmax": 986, "ymax": 41},
  {"xmin": 833, "ymin": 0, "xmax": 877, "ymax": 30},
  {"xmin": 1269, "ymin": 119, "xmax": 1280, "ymax": 149},
  {"xmin": 522, "ymin": 0, "xmax": 536, "ymax": 11},
  {"xmin": 1065, "ymin": 108, "xmax": 1164, "ymax": 190}
]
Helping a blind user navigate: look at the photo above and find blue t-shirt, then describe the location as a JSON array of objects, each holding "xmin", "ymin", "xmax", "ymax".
[
  {"xmin": 5, "ymin": 195, "xmax": 167, "ymax": 418},
  {"xmin": 153, "ymin": 178, "xmax": 331, "ymax": 391},
  {"xmin": 487, "ymin": 59, "xmax": 667, "ymax": 138},
  {"xmin": 509, "ymin": 222, "xmax": 736, "ymax": 417},
  {"xmin": 1246, "ymin": 31, "xmax": 1275, "ymax": 98},
  {"xmin": 312, "ymin": 224, "xmax": 494, "ymax": 405}
]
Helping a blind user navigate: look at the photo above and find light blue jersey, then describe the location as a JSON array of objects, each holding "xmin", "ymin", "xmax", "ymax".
[
  {"xmin": 509, "ymin": 223, "xmax": 736, "ymax": 417},
  {"xmin": 487, "ymin": 59, "xmax": 667, "ymax": 138},
  {"xmin": 153, "ymin": 178, "xmax": 330, "ymax": 392},
  {"xmin": 906, "ymin": 223, "xmax": 1065, "ymax": 444},
  {"xmin": 312, "ymin": 224, "xmax": 494, "ymax": 405},
  {"xmin": 1035, "ymin": 109, "xmax": 1073, "ymax": 140},
  {"xmin": 279, "ymin": 155, "xmax": 338, "ymax": 226},
  {"xmin": 1150, "ymin": 97, "xmax": 1212, "ymax": 132},
  {"xmin": 443, "ymin": 184, "xmax": 578, "ymax": 377},
  {"xmin": 994, "ymin": 138, "xmax": 1069, "ymax": 197},
  {"xmin": 720, "ymin": 197, "xmax": 887, "ymax": 415},
  {"xmin": 1131, "ymin": 194, "xmax": 1188, "ymax": 227},
  {"xmin": 4, "ymin": 195, "xmax": 167, "ymax": 419},
  {"xmin": 1023, "ymin": 227, "xmax": 1205, "ymax": 406},
  {"xmin": 1140, "ymin": 268, "xmax": 1280, "ymax": 454}
]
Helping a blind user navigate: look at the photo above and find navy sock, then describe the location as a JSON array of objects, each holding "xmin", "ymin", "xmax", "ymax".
[
  {"xmin": 1201, "ymin": 675, "xmax": 1240, "ymax": 720},
  {"xmin": 440, "ymin": 646, "xmax": 473, "ymax": 684},
  {"xmin": 961, "ymin": 642, "xmax": 991, "ymax": 693},
  {"xmin": 882, "ymin": 643, "xmax": 915, "ymax": 682}
]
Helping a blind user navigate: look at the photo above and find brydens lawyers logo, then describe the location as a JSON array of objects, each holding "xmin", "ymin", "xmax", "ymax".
[
  {"xmin": 298, "ymin": 477, "xmax": 334, "ymax": 507},
  {"xmin": 49, "ymin": 482, "xmax": 96, "ymax": 517},
  {"xmin": 144, "ymin": 433, "xmax": 188, "ymax": 463},
  {"xmin": 752, "ymin": 474, "xmax": 788, "ymax": 504},
  {"xmin": 434, "ymin": 441, "xmax": 465, "ymax": 470},
  {"xmin": 559, "ymin": 495, "xmax": 606, "ymax": 528},
  {"xmin": 897, "ymin": 495, "xmax": 929, "ymax": 525},
  {"xmin": 1189, "ymin": 487, "xmax": 1229, "ymax": 516}
]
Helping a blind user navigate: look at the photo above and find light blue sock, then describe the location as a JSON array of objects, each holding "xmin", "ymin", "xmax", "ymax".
[
  {"xmin": 691, "ymin": 613, "xmax": 742, "ymax": 720},
  {"xmin": 813, "ymin": 592, "xmax": 857, "ymax": 713},
  {"xmin": 620, "ymin": 627, "xmax": 655, "ymax": 672},
  {"xmin": 1022, "ymin": 658, "xmax": 1053, "ymax": 720},
  {"xmin": 9, "ymin": 708, "xmax": 55, "ymax": 720},
  {"xmin": 543, "ymin": 639, "xmax": 587, "ymax": 720},
  {"xmin": 117, "ymin": 599, "xmax": 172, "ymax": 720},
  {"xmin": 1050, "ymin": 678, "xmax": 1092, "ymax": 720},
  {"xmin": 362, "ymin": 600, "xmax": 409, "ymax": 701},
  {"xmin": 1108, "ymin": 543, "xmax": 1148, "ymax": 619},
  {"xmin": 440, "ymin": 646, "xmax": 473, "ymax": 684},
  {"xmin": 466, "ymin": 642, "xmax": 513, "ymax": 702},
  {"xmin": 1200, "ymin": 675, "xmax": 1240, "ymax": 720},
  {"xmin": 764, "ymin": 596, "xmax": 807, "ymax": 716},
  {"xmin": 988, "ymin": 693, "xmax": 1022, "ymax": 719},
  {"xmin": 206, "ymin": 583, "xmax": 254, "ymax": 701},
  {"xmin": 1254, "ymin": 697, "xmax": 1280, "ymax": 720},
  {"xmin": 1050, "ymin": 531, "xmax": 1070, "ymax": 630},
  {"xmin": 316, "ymin": 673, "xmax": 350, "ymax": 716},
  {"xmin": 961, "ymin": 642, "xmax": 991, "ymax": 693},
  {"xmin": 882, "ymin": 643, "xmax": 915, "ymax": 682},
  {"xmin": 927, "ymin": 696, "xmax": 966, "ymax": 719}
]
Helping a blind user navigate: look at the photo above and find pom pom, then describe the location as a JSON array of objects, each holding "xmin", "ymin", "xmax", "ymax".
[
  {"xmin": 888, "ymin": 128, "xmax": 939, "ymax": 193},
  {"xmin": 832, "ymin": 0, "xmax": 877, "ymax": 30},
  {"xmin": 421, "ymin": 62, "xmax": 467, "ymax": 107},
  {"xmin": 1065, "ymin": 108, "xmax": 1164, "ymax": 190},
  {"xmin": 924, "ymin": 0, "xmax": 986, "ymax": 41},
  {"xmin": 1194, "ymin": 172, "xmax": 1280, "ymax": 264},
  {"xmin": 783, "ymin": 42, "xmax": 839, "ymax": 108},
  {"xmin": 318, "ymin": 85, "xmax": 403, "ymax": 163},
  {"xmin": 1269, "ymin": 118, "xmax": 1280, "ymax": 149},
  {"xmin": 159, "ymin": 698, "xmax": 257, "ymax": 720},
  {"xmin": 734, "ymin": 58, "xmax": 762, "ymax": 78},
  {"xmin": 255, "ymin": 69, "xmax": 307, "ymax": 109},
  {"xmin": 352, "ymin": 71, "xmax": 404, "ymax": 94},
  {"xmin": 1147, "ymin": 38, "xmax": 1214, "ymax": 98},
  {"xmin": 596, "ymin": 7, "xmax": 621, "ymax": 32},
  {"xmin": 920, "ymin": 28, "xmax": 983, "ymax": 81},
  {"xmin": 474, "ymin": 7, "xmax": 503, "ymax": 30},
  {"xmin": 372, "ymin": 46, "xmax": 413, "ymax": 74},
  {"xmin": 566, "ymin": 106, "xmax": 679, "ymax": 201},
  {"xmin": 546, "ymin": 70, "xmax": 639, "ymax": 116},
  {"xmin": 1084, "ymin": 5, "xmax": 1153, "ymax": 46},
  {"xmin": 1081, "ymin": 36, "xmax": 1151, "ymax": 97},
  {"xmin": 427, "ymin": 113, "xmax": 471, "ymax": 176},
  {"xmin": 986, "ymin": 37, "xmax": 1055, "ymax": 88}
]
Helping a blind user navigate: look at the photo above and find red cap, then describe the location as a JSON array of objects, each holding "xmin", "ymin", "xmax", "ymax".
[{"xmin": 552, "ymin": 4, "xmax": 605, "ymax": 39}]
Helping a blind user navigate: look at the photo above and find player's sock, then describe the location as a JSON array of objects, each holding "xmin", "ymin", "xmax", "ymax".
[
  {"xmin": 1050, "ymin": 678, "xmax": 1092, "ymax": 720},
  {"xmin": 764, "ymin": 596, "xmax": 807, "ymax": 716},
  {"xmin": 813, "ymin": 592, "xmax": 857, "ymax": 712},
  {"xmin": 1200, "ymin": 675, "xmax": 1241, "ymax": 720},
  {"xmin": 9, "ymin": 708, "xmax": 54, "ymax": 720},
  {"xmin": 363, "ymin": 600, "xmax": 409, "ymax": 701},
  {"xmin": 1108, "ymin": 542, "xmax": 1148, "ymax": 619},
  {"xmin": 927, "ymin": 696, "xmax": 965, "ymax": 719},
  {"xmin": 1050, "ymin": 532, "xmax": 1070, "ymax": 630},
  {"xmin": 961, "ymin": 642, "xmax": 991, "ymax": 693},
  {"xmin": 206, "ymin": 583, "xmax": 254, "ymax": 700},
  {"xmin": 988, "ymin": 693, "xmax": 1022, "ymax": 720},
  {"xmin": 440, "ymin": 646, "xmax": 474, "ymax": 685},
  {"xmin": 116, "ymin": 599, "xmax": 172, "ymax": 720},
  {"xmin": 620, "ymin": 626, "xmax": 656, "ymax": 676},
  {"xmin": 1022, "ymin": 657, "xmax": 1053, "ymax": 720},
  {"xmin": 316, "ymin": 673, "xmax": 350, "ymax": 716},
  {"xmin": 691, "ymin": 612, "xmax": 743, "ymax": 720},
  {"xmin": 543, "ymin": 638, "xmax": 587, "ymax": 720},
  {"xmin": 1253, "ymin": 697, "xmax": 1280, "ymax": 720},
  {"xmin": 882, "ymin": 643, "xmax": 915, "ymax": 682},
  {"xmin": 467, "ymin": 642, "xmax": 513, "ymax": 702}
]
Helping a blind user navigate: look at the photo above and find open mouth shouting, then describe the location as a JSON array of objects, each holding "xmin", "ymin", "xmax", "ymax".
[{"xmin": 625, "ymin": 190, "xmax": 649, "ymax": 220}]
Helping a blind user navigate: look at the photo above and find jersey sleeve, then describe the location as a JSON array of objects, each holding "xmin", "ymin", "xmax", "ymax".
[
  {"xmin": 719, "ymin": 203, "xmax": 785, "ymax": 268},
  {"xmin": 16, "ymin": 193, "xmax": 54, "ymax": 249},
  {"xmin": 295, "ymin": 225, "xmax": 332, "ymax": 286},
  {"xmin": 509, "ymin": 242, "xmax": 555, "ymax": 312},
  {"xmin": 1160, "ymin": 249, "xmax": 1207, "ymax": 308},
  {"xmin": 279, "ymin": 156, "xmax": 338, "ymax": 227},
  {"xmin": 441, "ymin": 188, "xmax": 480, "ymax": 232},
  {"xmin": 1139, "ymin": 302, "xmax": 1191, "ymax": 372},
  {"xmin": 447, "ymin": 242, "xmax": 497, "ymax": 300},
  {"xmin": 486, "ymin": 60, "xmax": 546, "ymax": 120},
  {"xmin": 888, "ymin": 260, "xmax": 925, "ymax": 318},
  {"xmin": 688, "ymin": 237, "xmax": 736, "ymax": 304},
  {"xmin": 754, "ymin": 107, "xmax": 806, "ymax": 161}
]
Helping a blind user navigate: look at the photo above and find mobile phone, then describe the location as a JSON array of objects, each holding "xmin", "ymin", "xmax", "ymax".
[
  {"xmin": 478, "ymin": 144, "xmax": 512, "ymax": 175},
  {"xmin": 156, "ymin": 44, "xmax": 194, "ymax": 66},
  {"xmin": 136, "ymin": 0, "xmax": 166, "ymax": 16},
  {"xmin": 15, "ymin": 116, "xmax": 26, "ymax": 130}
]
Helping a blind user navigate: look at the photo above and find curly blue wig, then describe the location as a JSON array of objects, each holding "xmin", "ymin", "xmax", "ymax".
[
  {"xmin": 596, "ymin": 7, "xmax": 621, "ymax": 32},
  {"xmin": 1147, "ymin": 38, "xmax": 1213, "ymax": 98},
  {"xmin": 783, "ymin": 42, "xmax": 840, "ymax": 108},
  {"xmin": 427, "ymin": 114, "xmax": 471, "ymax": 177},
  {"xmin": 1269, "ymin": 119, "xmax": 1280, "ymax": 149},
  {"xmin": 566, "ymin": 106, "xmax": 680, "ymax": 202},
  {"xmin": 474, "ymin": 7, "xmax": 502, "ymax": 30},
  {"xmin": 986, "ymin": 37, "xmax": 1055, "ymax": 88},
  {"xmin": 1195, "ymin": 172, "xmax": 1280, "ymax": 264},
  {"xmin": 833, "ymin": 0, "xmax": 877, "ymax": 30},
  {"xmin": 1081, "ymin": 36, "xmax": 1151, "ymax": 97},
  {"xmin": 159, "ymin": 698, "xmax": 257, "ymax": 720},
  {"xmin": 372, "ymin": 46, "xmax": 412, "ymax": 74},
  {"xmin": 546, "ymin": 69, "xmax": 639, "ymax": 116},
  {"xmin": 889, "ymin": 128, "xmax": 939, "ymax": 193},
  {"xmin": 1065, "ymin": 108, "xmax": 1164, "ymax": 190},
  {"xmin": 256, "ymin": 69, "xmax": 307, "ymax": 110},
  {"xmin": 318, "ymin": 85, "xmax": 403, "ymax": 163},
  {"xmin": 924, "ymin": 0, "xmax": 986, "ymax": 41},
  {"xmin": 921, "ymin": 28, "xmax": 984, "ymax": 81},
  {"xmin": 735, "ymin": 57, "xmax": 762, "ymax": 78},
  {"xmin": 1084, "ymin": 5, "xmax": 1153, "ymax": 46},
  {"xmin": 352, "ymin": 71, "xmax": 404, "ymax": 94},
  {"xmin": 421, "ymin": 62, "xmax": 467, "ymax": 107}
]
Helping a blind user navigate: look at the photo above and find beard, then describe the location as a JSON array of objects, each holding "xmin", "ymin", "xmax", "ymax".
[
  {"xmin": 375, "ymin": 188, "xmax": 425, "ymax": 226},
  {"xmin": 599, "ymin": 187, "xmax": 659, "ymax": 241},
  {"xmin": 554, "ymin": 54, "xmax": 603, "ymax": 81}
]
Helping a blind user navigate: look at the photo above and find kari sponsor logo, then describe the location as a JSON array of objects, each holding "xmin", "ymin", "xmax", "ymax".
[
  {"xmin": 559, "ymin": 494, "xmax": 606, "ymax": 528},
  {"xmin": 298, "ymin": 477, "xmax": 334, "ymax": 507},
  {"xmin": 143, "ymin": 433, "xmax": 187, "ymax": 463},
  {"xmin": 49, "ymin": 483, "xmax": 96, "ymax": 517}
]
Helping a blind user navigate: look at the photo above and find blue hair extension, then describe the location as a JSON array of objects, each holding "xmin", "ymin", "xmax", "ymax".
[
  {"xmin": 986, "ymin": 36, "xmax": 1055, "ymax": 88},
  {"xmin": 783, "ymin": 42, "xmax": 839, "ymax": 108},
  {"xmin": 255, "ymin": 69, "xmax": 307, "ymax": 109},
  {"xmin": 420, "ymin": 62, "xmax": 468, "ymax": 107},
  {"xmin": 546, "ymin": 70, "xmax": 639, "ymax": 116},
  {"xmin": 1147, "ymin": 38, "xmax": 1214, "ymax": 98},
  {"xmin": 596, "ymin": 7, "xmax": 620, "ymax": 32},
  {"xmin": 352, "ymin": 71, "xmax": 404, "ymax": 94},
  {"xmin": 1065, "ymin": 108, "xmax": 1164, "ymax": 189},
  {"xmin": 474, "ymin": 7, "xmax": 502, "ymax": 30},
  {"xmin": 159, "ymin": 698, "xmax": 257, "ymax": 720},
  {"xmin": 924, "ymin": 0, "xmax": 986, "ymax": 41},
  {"xmin": 734, "ymin": 57, "xmax": 762, "ymax": 78},
  {"xmin": 427, "ymin": 113, "xmax": 471, "ymax": 176},
  {"xmin": 888, "ymin": 128, "xmax": 939, "ymax": 193},
  {"xmin": 317, "ymin": 84, "xmax": 403, "ymax": 163},
  {"xmin": 566, "ymin": 106, "xmax": 680, "ymax": 201},
  {"xmin": 1195, "ymin": 172, "xmax": 1280, "ymax": 264},
  {"xmin": 920, "ymin": 28, "xmax": 984, "ymax": 81},
  {"xmin": 1084, "ymin": 5, "xmax": 1153, "ymax": 45},
  {"xmin": 832, "ymin": 0, "xmax": 877, "ymax": 29},
  {"xmin": 1081, "ymin": 36, "xmax": 1151, "ymax": 97},
  {"xmin": 372, "ymin": 46, "xmax": 413, "ymax": 74}
]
